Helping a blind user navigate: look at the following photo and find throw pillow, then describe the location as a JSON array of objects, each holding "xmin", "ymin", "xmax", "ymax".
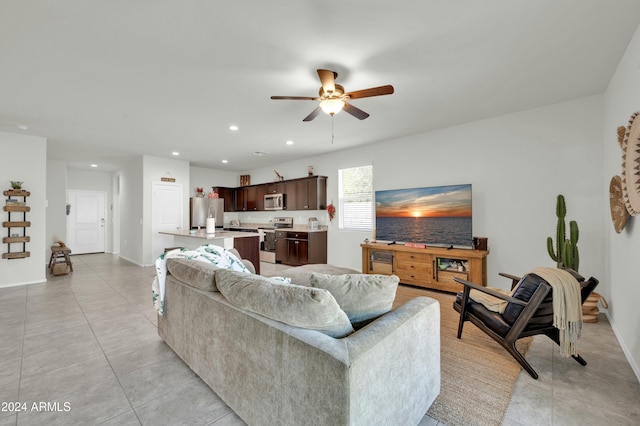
[
  {"xmin": 216, "ymin": 269, "xmax": 354, "ymax": 338},
  {"xmin": 276, "ymin": 264, "xmax": 361, "ymax": 287},
  {"xmin": 309, "ymin": 273, "xmax": 399, "ymax": 326},
  {"xmin": 167, "ymin": 258, "xmax": 220, "ymax": 292}
]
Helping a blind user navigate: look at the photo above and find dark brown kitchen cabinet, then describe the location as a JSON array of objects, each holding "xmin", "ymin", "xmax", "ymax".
[
  {"xmin": 236, "ymin": 186, "xmax": 265, "ymax": 211},
  {"xmin": 281, "ymin": 176, "xmax": 327, "ymax": 211},
  {"xmin": 286, "ymin": 232, "xmax": 309, "ymax": 266},
  {"xmin": 295, "ymin": 176, "xmax": 327, "ymax": 210},
  {"xmin": 233, "ymin": 235, "xmax": 261, "ymax": 275},
  {"xmin": 275, "ymin": 230, "xmax": 327, "ymax": 266},
  {"xmin": 246, "ymin": 186, "xmax": 259, "ymax": 211},
  {"xmin": 255, "ymin": 185, "xmax": 266, "ymax": 211},
  {"xmin": 307, "ymin": 231, "xmax": 327, "ymax": 264},
  {"xmin": 217, "ymin": 175, "xmax": 327, "ymax": 212},
  {"xmin": 235, "ymin": 187, "xmax": 247, "ymax": 211},
  {"xmin": 265, "ymin": 182, "xmax": 285, "ymax": 194},
  {"xmin": 283, "ymin": 181, "xmax": 298, "ymax": 210}
]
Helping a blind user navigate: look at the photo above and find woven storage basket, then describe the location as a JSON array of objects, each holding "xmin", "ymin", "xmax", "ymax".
[
  {"xmin": 582, "ymin": 292, "xmax": 607, "ymax": 323},
  {"xmin": 52, "ymin": 263, "xmax": 71, "ymax": 276}
]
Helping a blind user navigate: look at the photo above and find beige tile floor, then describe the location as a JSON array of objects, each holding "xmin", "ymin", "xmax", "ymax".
[{"xmin": 0, "ymin": 254, "xmax": 638, "ymax": 425}]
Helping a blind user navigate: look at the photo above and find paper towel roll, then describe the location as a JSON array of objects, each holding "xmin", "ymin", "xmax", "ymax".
[{"xmin": 206, "ymin": 217, "xmax": 216, "ymax": 234}]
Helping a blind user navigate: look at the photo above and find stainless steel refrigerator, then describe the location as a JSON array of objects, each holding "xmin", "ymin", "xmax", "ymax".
[{"xmin": 190, "ymin": 198, "xmax": 224, "ymax": 229}]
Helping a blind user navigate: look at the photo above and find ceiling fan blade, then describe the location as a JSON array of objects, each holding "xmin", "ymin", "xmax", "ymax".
[
  {"xmin": 346, "ymin": 85, "xmax": 394, "ymax": 100},
  {"xmin": 317, "ymin": 69, "xmax": 336, "ymax": 96},
  {"xmin": 303, "ymin": 106, "xmax": 322, "ymax": 122},
  {"xmin": 271, "ymin": 96, "xmax": 319, "ymax": 101},
  {"xmin": 343, "ymin": 102, "xmax": 369, "ymax": 120}
]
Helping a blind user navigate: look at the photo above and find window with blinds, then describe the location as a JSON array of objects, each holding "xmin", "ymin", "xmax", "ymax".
[{"xmin": 338, "ymin": 165, "xmax": 373, "ymax": 231}]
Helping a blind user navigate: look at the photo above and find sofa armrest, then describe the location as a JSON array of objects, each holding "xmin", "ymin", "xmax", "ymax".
[
  {"xmin": 345, "ymin": 297, "xmax": 439, "ymax": 357},
  {"xmin": 241, "ymin": 259, "xmax": 256, "ymax": 274},
  {"xmin": 343, "ymin": 297, "xmax": 441, "ymax": 424}
]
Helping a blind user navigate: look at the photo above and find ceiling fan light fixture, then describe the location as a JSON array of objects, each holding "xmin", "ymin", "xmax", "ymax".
[{"xmin": 319, "ymin": 99, "xmax": 345, "ymax": 116}]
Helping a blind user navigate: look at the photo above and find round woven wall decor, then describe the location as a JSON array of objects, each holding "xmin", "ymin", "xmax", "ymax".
[
  {"xmin": 620, "ymin": 112, "xmax": 640, "ymax": 216},
  {"xmin": 609, "ymin": 175, "xmax": 628, "ymax": 233}
]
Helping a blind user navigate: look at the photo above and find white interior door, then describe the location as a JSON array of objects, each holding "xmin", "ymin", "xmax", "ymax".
[
  {"xmin": 67, "ymin": 190, "xmax": 107, "ymax": 254},
  {"xmin": 152, "ymin": 182, "xmax": 183, "ymax": 258}
]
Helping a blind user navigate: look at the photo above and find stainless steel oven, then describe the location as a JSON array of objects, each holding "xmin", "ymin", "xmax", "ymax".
[
  {"xmin": 262, "ymin": 230, "xmax": 276, "ymax": 252},
  {"xmin": 259, "ymin": 229, "xmax": 276, "ymax": 263},
  {"xmin": 259, "ymin": 217, "xmax": 292, "ymax": 263}
]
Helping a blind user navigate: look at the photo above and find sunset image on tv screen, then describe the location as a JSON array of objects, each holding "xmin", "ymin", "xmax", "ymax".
[{"xmin": 375, "ymin": 184, "xmax": 472, "ymax": 247}]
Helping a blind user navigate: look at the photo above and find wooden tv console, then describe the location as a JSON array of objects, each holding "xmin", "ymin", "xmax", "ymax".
[{"xmin": 361, "ymin": 242, "xmax": 489, "ymax": 293}]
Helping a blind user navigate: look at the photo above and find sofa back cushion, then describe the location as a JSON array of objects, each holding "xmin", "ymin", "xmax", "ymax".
[
  {"xmin": 216, "ymin": 269, "xmax": 354, "ymax": 338},
  {"xmin": 167, "ymin": 258, "xmax": 220, "ymax": 292},
  {"xmin": 309, "ymin": 273, "xmax": 399, "ymax": 327}
]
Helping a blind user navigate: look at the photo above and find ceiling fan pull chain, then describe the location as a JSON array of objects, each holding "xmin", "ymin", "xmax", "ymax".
[{"xmin": 331, "ymin": 115, "xmax": 335, "ymax": 144}]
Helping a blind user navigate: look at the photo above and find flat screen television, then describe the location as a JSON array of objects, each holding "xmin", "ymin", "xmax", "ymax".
[{"xmin": 375, "ymin": 184, "xmax": 472, "ymax": 248}]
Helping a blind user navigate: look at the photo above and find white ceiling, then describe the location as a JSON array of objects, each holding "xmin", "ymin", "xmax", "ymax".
[{"xmin": 1, "ymin": 1, "xmax": 640, "ymax": 172}]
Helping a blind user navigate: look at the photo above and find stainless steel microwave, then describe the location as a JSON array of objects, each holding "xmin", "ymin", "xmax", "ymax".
[{"xmin": 264, "ymin": 193, "xmax": 285, "ymax": 210}]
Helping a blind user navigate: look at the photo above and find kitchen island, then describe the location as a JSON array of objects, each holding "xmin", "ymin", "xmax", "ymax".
[{"xmin": 159, "ymin": 229, "xmax": 261, "ymax": 274}]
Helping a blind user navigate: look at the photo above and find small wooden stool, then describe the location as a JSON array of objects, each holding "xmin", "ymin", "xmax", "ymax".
[{"xmin": 49, "ymin": 246, "xmax": 73, "ymax": 275}]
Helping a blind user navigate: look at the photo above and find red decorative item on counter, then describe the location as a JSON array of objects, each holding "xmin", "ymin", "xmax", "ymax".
[{"xmin": 327, "ymin": 203, "xmax": 336, "ymax": 221}]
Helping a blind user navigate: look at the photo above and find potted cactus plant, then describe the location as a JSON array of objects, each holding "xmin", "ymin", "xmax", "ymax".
[{"xmin": 546, "ymin": 194, "xmax": 579, "ymax": 272}]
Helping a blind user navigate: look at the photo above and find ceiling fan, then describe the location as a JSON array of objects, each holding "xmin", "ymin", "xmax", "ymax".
[{"xmin": 271, "ymin": 69, "xmax": 394, "ymax": 121}]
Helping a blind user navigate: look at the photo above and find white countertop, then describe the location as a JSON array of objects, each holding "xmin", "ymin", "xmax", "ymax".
[
  {"xmin": 159, "ymin": 229, "xmax": 259, "ymax": 239},
  {"xmin": 224, "ymin": 223, "xmax": 328, "ymax": 232}
]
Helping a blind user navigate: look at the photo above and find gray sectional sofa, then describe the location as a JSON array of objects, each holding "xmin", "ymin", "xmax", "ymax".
[{"xmin": 157, "ymin": 258, "xmax": 440, "ymax": 426}]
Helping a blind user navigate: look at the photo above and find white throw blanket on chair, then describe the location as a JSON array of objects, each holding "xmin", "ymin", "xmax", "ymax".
[{"xmin": 531, "ymin": 267, "xmax": 583, "ymax": 357}]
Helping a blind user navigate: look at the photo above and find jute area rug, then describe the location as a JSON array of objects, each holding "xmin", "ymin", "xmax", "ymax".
[{"xmin": 393, "ymin": 285, "xmax": 532, "ymax": 426}]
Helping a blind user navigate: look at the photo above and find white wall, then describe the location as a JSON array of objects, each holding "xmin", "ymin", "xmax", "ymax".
[
  {"xmin": 190, "ymin": 166, "xmax": 238, "ymax": 197},
  {"xmin": 46, "ymin": 159, "xmax": 67, "ymax": 249},
  {"xmin": 603, "ymin": 22, "xmax": 640, "ymax": 379},
  {"xmin": 245, "ymin": 96, "xmax": 605, "ymax": 284},
  {"xmin": 67, "ymin": 169, "xmax": 114, "ymax": 252},
  {"xmin": 141, "ymin": 155, "xmax": 190, "ymax": 265},
  {"xmin": 0, "ymin": 132, "xmax": 47, "ymax": 287},
  {"xmin": 116, "ymin": 157, "xmax": 144, "ymax": 265}
]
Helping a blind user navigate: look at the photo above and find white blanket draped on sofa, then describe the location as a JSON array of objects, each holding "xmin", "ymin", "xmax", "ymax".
[{"xmin": 152, "ymin": 244, "xmax": 250, "ymax": 315}]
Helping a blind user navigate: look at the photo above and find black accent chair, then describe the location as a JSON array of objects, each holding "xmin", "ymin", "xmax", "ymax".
[{"xmin": 452, "ymin": 272, "xmax": 599, "ymax": 379}]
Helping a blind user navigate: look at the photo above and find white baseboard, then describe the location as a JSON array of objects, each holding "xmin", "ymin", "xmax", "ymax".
[
  {"xmin": 117, "ymin": 254, "xmax": 145, "ymax": 267},
  {"xmin": 602, "ymin": 309, "xmax": 640, "ymax": 384},
  {"xmin": 0, "ymin": 278, "xmax": 46, "ymax": 288},
  {"xmin": 118, "ymin": 254, "xmax": 154, "ymax": 268}
]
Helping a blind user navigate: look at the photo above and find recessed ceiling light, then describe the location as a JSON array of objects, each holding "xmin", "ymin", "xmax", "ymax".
[
  {"xmin": 221, "ymin": 159, "xmax": 228, "ymax": 164},
  {"xmin": 229, "ymin": 125, "xmax": 239, "ymax": 131},
  {"xmin": 172, "ymin": 151, "xmax": 180, "ymax": 156},
  {"xmin": 286, "ymin": 140, "xmax": 294, "ymax": 145},
  {"xmin": 253, "ymin": 151, "xmax": 267, "ymax": 156},
  {"xmin": 16, "ymin": 124, "xmax": 29, "ymax": 130},
  {"xmin": 90, "ymin": 164, "xmax": 98, "ymax": 168}
]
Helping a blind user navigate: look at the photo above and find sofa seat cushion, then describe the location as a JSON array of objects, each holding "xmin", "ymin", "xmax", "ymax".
[
  {"xmin": 216, "ymin": 269, "xmax": 354, "ymax": 338},
  {"xmin": 310, "ymin": 273, "xmax": 399, "ymax": 326},
  {"xmin": 167, "ymin": 258, "xmax": 220, "ymax": 292}
]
